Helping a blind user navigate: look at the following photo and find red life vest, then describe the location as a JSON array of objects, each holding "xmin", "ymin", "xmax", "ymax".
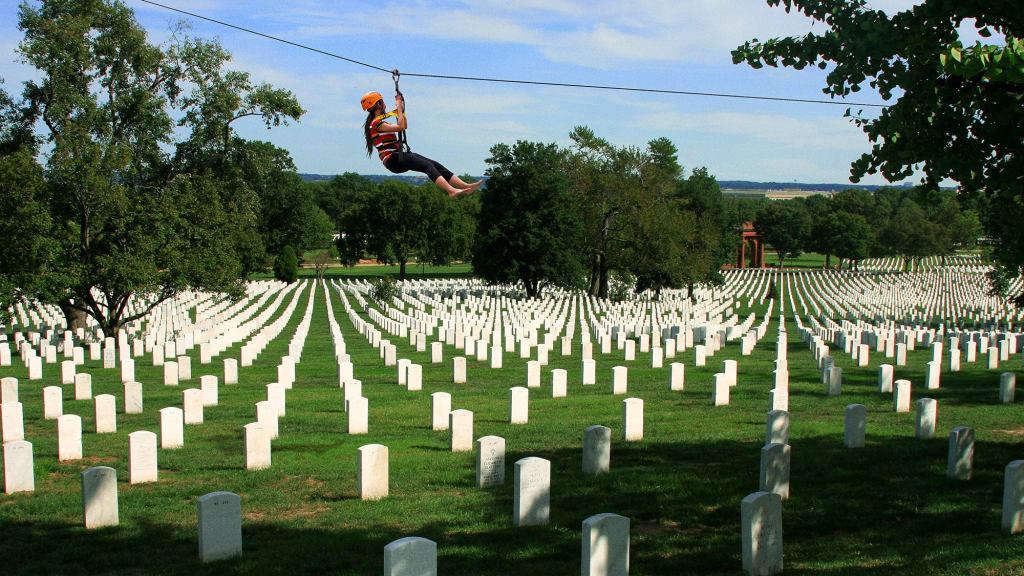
[{"xmin": 369, "ymin": 112, "xmax": 401, "ymax": 164}]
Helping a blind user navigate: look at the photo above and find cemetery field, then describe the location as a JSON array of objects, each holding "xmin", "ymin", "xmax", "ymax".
[{"xmin": 1, "ymin": 274, "xmax": 1023, "ymax": 575}]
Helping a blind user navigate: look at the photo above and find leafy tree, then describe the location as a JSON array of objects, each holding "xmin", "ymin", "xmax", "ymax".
[
  {"xmin": 273, "ymin": 245, "xmax": 298, "ymax": 283},
  {"xmin": 0, "ymin": 148, "xmax": 54, "ymax": 319},
  {"xmin": 800, "ymin": 194, "xmax": 835, "ymax": 267},
  {"xmin": 879, "ymin": 199, "xmax": 945, "ymax": 271},
  {"xmin": 309, "ymin": 247, "xmax": 338, "ymax": 281},
  {"xmin": 259, "ymin": 170, "xmax": 333, "ymax": 258},
  {"xmin": 830, "ymin": 211, "xmax": 873, "ymax": 269},
  {"xmin": 674, "ymin": 168, "xmax": 733, "ymax": 296},
  {"xmin": 755, "ymin": 201, "xmax": 812, "ymax": 269},
  {"xmin": 734, "ymin": 0, "xmax": 1024, "ymax": 302},
  {"xmin": 8, "ymin": 0, "xmax": 302, "ymax": 334},
  {"xmin": 474, "ymin": 141, "xmax": 583, "ymax": 298},
  {"xmin": 417, "ymin": 191, "xmax": 479, "ymax": 267}
]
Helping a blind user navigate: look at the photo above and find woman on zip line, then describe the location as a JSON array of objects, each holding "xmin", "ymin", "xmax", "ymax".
[{"xmin": 361, "ymin": 89, "xmax": 482, "ymax": 197}]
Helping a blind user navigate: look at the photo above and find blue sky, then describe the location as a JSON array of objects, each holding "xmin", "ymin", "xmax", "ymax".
[{"xmin": 0, "ymin": 1, "xmax": 984, "ymax": 184}]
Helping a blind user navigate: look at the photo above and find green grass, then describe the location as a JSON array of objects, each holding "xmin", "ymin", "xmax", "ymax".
[
  {"xmin": 1, "ymin": 281, "xmax": 1022, "ymax": 574},
  {"xmin": 761, "ymin": 251, "xmax": 828, "ymax": 269}
]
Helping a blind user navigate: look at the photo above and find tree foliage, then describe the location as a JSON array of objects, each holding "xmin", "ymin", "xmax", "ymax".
[
  {"xmin": 3, "ymin": 0, "xmax": 303, "ymax": 333},
  {"xmin": 754, "ymin": 201, "xmax": 812, "ymax": 269},
  {"xmin": 734, "ymin": 0, "xmax": 1024, "ymax": 301},
  {"xmin": 474, "ymin": 141, "xmax": 583, "ymax": 298}
]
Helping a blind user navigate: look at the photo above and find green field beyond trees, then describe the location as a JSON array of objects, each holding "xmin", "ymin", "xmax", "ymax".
[{"xmin": 1, "ymin": 278, "xmax": 1022, "ymax": 575}]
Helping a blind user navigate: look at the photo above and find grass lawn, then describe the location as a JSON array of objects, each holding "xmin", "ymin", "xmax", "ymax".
[
  {"xmin": 252, "ymin": 262, "xmax": 474, "ymax": 281},
  {"xmin": 1, "ymin": 279, "xmax": 1022, "ymax": 574}
]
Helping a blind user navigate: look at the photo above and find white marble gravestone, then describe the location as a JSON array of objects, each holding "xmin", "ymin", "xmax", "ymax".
[
  {"xmin": 509, "ymin": 387, "xmax": 529, "ymax": 424},
  {"xmin": 669, "ymin": 362, "xmax": 685, "ymax": 391},
  {"xmin": 878, "ymin": 364, "xmax": 894, "ymax": 393},
  {"xmin": 583, "ymin": 425, "xmax": 611, "ymax": 475},
  {"xmin": 4, "ymin": 440, "xmax": 34, "ymax": 494},
  {"xmin": 43, "ymin": 385, "xmax": 63, "ymax": 420},
  {"xmin": 74, "ymin": 373, "xmax": 92, "ymax": 400},
  {"xmin": 57, "ymin": 414, "xmax": 83, "ymax": 461},
  {"xmin": 450, "ymin": 409, "xmax": 474, "ymax": 452},
  {"xmin": 197, "ymin": 491, "xmax": 243, "ymax": 563},
  {"xmin": 453, "ymin": 356, "xmax": 467, "ymax": 384},
  {"xmin": 183, "ymin": 389, "xmax": 204, "ymax": 425},
  {"xmin": 741, "ymin": 491, "xmax": 783, "ymax": 576},
  {"xmin": 94, "ymin": 394, "xmax": 117, "ymax": 433},
  {"xmin": 476, "ymin": 435, "xmax": 506, "ymax": 488},
  {"xmin": 712, "ymin": 373, "xmax": 730, "ymax": 406},
  {"xmin": 759, "ymin": 443, "xmax": 791, "ymax": 500},
  {"xmin": 947, "ymin": 426, "xmax": 974, "ymax": 480},
  {"xmin": 82, "ymin": 466, "xmax": 118, "ymax": 528},
  {"xmin": 224, "ymin": 359, "xmax": 238, "ymax": 385},
  {"xmin": 358, "ymin": 444, "xmax": 389, "ymax": 500},
  {"xmin": 244, "ymin": 422, "xmax": 271, "ymax": 470},
  {"xmin": 129, "ymin": 431, "xmax": 158, "ymax": 484},
  {"xmin": 582, "ymin": 513, "xmax": 630, "ymax": 576},
  {"xmin": 1003, "ymin": 460, "xmax": 1024, "ymax": 535},
  {"xmin": 384, "ymin": 536, "xmax": 437, "ymax": 576},
  {"xmin": 915, "ymin": 398, "xmax": 938, "ymax": 439},
  {"xmin": 159, "ymin": 407, "xmax": 184, "ymax": 449},
  {"xmin": 894, "ymin": 380, "xmax": 912, "ymax": 413},
  {"xmin": 1000, "ymin": 372, "xmax": 1016, "ymax": 403},
  {"xmin": 551, "ymin": 369, "xmax": 567, "ymax": 398},
  {"xmin": 163, "ymin": 361, "xmax": 179, "ymax": 386},
  {"xmin": 513, "ymin": 456, "xmax": 551, "ymax": 527},
  {"xmin": 844, "ymin": 404, "xmax": 866, "ymax": 448},
  {"xmin": 200, "ymin": 375, "xmax": 218, "ymax": 407},
  {"xmin": 348, "ymin": 396, "xmax": 369, "ymax": 435},
  {"xmin": 431, "ymin": 392, "xmax": 451, "ymax": 431},
  {"xmin": 622, "ymin": 398, "xmax": 643, "ymax": 441},
  {"xmin": 1, "ymin": 401, "xmax": 24, "ymax": 443},
  {"xmin": 582, "ymin": 359, "xmax": 596, "ymax": 385}
]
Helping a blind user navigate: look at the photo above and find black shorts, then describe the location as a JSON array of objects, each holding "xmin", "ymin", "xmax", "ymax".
[{"xmin": 384, "ymin": 151, "xmax": 454, "ymax": 183}]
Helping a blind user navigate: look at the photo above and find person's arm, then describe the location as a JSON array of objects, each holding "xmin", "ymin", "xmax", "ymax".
[{"xmin": 375, "ymin": 96, "xmax": 407, "ymax": 133}]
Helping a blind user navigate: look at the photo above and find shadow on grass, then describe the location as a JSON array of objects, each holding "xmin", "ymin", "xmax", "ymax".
[{"xmin": 3, "ymin": 433, "xmax": 1022, "ymax": 575}]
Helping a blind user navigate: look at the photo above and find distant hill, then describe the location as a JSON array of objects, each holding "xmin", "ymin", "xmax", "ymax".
[{"xmin": 300, "ymin": 173, "xmax": 923, "ymax": 193}]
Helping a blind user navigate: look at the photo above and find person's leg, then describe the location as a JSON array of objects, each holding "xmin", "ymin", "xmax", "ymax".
[{"xmin": 397, "ymin": 153, "xmax": 471, "ymax": 196}]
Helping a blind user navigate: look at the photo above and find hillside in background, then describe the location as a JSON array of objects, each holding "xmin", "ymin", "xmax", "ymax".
[{"xmin": 300, "ymin": 173, "xmax": 922, "ymax": 195}]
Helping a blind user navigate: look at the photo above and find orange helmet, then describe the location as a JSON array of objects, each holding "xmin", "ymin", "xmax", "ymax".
[{"xmin": 360, "ymin": 91, "xmax": 383, "ymax": 111}]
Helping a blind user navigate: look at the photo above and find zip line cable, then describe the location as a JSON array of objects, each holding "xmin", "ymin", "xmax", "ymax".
[{"xmin": 136, "ymin": 0, "xmax": 887, "ymax": 109}]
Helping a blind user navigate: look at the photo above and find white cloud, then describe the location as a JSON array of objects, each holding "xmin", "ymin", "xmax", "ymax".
[{"xmin": 639, "ymin": 109, "xmax": 869, "ymax": 151}]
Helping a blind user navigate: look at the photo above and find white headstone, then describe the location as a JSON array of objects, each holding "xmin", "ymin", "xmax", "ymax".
[
  {"xmin": 509, "ymin": 386, "xmax": 529, "ymax": 424},
  {"xmin": 765, "ymin": 410, "xmax": 789, "ymax": 446},
  {"xmin": 741, "ymin": 491, "xmax": 783, "ymax": 576},
  {"xmin": 622, "ymin": 398, "xmax": 643, "ymax": 441},
  {"xmin": 183, "ymin": 389, "xmax": 204, "ymax": 425},
  {"xmin": 581, "ymin": 513, "xmax": 630, "ymax": 576},
  {"xmin": 1000, "ymin": 372, "xmax": 1016, "ymax": 403},
  {"xmin": 94, "ymin": 394, "xmax": 117, "ymax": 433},
  {"xmin": 4, "ymin": 440, "xmax": 34, "ymax": 494},
  {"xmin": 128, "ymin": 430, "xmax": 158, "ymax": 484},
  {"xmin": 81, "ymin": 466, "xmax": 118, "ymax": 528},
  {"xmin": 163, "ymin": 360, "xmax": 179, "ymax": 386},
  {"xmin": 844, "ymin": 404, "xmax": 866, "ymax": 448},
  {"xmin": 61, "ymin": 360, "xmax": 76, "ymax": 385},
  {"xmin": 358, "ymin": 444, "xmax": 389, "ymax": 500},
  {"xmin": 160, "ymin": 407, "xmax": 184, "ymax": 449},
  {"xmin": 582, "ymin": 359, "xmax": 596, "ymax": 385},
  {"xmin": 200, "ymin": 375, "xmax": 218, "ymax": 407},
  {"xmin": 551, "ymin": 369, "xmax": 568, "ymax": 398},
  {"xmin": 348, "ymin": 396, "xmax": 369, "ymax": 435},
  {"xmin": 197, "ymin": 491, "xmax": 243, "ymax": 563},
  {"xmin": 894, "ymin": 379, "xmax": 911, "ymax": 413},
  {"xmin": 57, "ymin": 414, "xmax": 83, "ymax": 461},
  {"xmin": 878, "ymin": 364, "xmax": 894, "ymax": 393},
  {"xmin": 450, "ymin": 409, "xmax": 473, "ymax": 452},
  {"xmin": 476, "ymin": 435, "xmax": 506, "ymax": 488},
  {"xmin": 0, "ymin": 377, "xmax": 17, "ymax": 404},
  {"xmin": 669, "ymin": 362, "xmax": 685, "ymax": 391},
  {"xmin": 1002, "ymin": 460, "xmax": 1024, "ymax": 535},
  {"xmin": 947, "ymin": 426, "xmax": 974, "ymax": 481},
  {"xmin": 1, "ymin": 401, "xmax": 24, "ymax": 443},
  {"xmin": 712, "ymin": 373, "xmax": 730, "ymax": 406},
  {"xmin": 224, "ymin": 358, "xmax": 238, "ymax": 385},
  {"xmin": 244, "ymin": 422, "xmax": 271, "ymax": 470},
  {"xmin": 759, "ymin": 443, "xmax": 791, "ymax": 500},
  {"xmin": 124, "ymin": 381, "xmax": 143, "ymax": 414},
  {"xmin": 453, "ymin": 356, "xmax": 467, "ymax": 384},
  {"xmin": 267, "ymin": 382, "xmax": 286, "ymax": 417},
  {"xmin": 915, "ymin": 398, "xmax": 938, "ymax": 440},
  {"xmin": 431, "ymin": 392, "xmax": 451, "ymax": 431},
  {"xmin": 255, "ymin": 400, "xmax": 279, "ymax": 440},
  {"xmin": 384, "ymin": 536, "xmax": 437, "ymax": 576},
  {"xmin": 513, "ymin": 456, "xmax": 551, "ymax": 527},
  {"xmin": 612, "ymin": 366, "xmax": 628, "ymax": 395},
  {"xmin": 407, "ymin": 364, "xmax": 423, "ymax": 391},
  {"xmin": 583, "ymin": 425, "xmax": 611, "ymax": 475},
  {"xmin": 74, "ymin": 373, "xmax": 92, "ymax": 400},
  {"xmin": 43, "ymin": 385, "xmax": 63, "ymax": 420}
]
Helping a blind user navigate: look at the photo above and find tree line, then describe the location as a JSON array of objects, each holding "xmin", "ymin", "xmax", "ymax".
[{"xmin": 753, "ymin": 187, "xmax": 983, "ymax": 271}]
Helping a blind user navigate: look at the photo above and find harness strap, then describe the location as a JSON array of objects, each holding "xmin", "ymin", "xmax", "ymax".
[{"xmin": 391, "ymin": 69, "xmax": 411, "ymax": 153}]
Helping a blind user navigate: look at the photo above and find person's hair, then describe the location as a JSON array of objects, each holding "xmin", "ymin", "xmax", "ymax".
[{"xmin": 363, "ymin": 100, "xmax": 383, "ymax": 157}]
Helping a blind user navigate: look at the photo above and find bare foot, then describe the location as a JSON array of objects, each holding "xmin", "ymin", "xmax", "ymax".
[
  {"xmin": 466, "ymin": 180, "xmax": 484, "ymax": 190},
  {"xmin": 447, "ymin": 188, "xmax": 470, "ymax": 198}
]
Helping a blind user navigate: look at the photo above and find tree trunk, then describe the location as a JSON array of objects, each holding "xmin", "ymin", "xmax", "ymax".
[
  {"xmin": 399, "ymin": 259, "xmax": 407, "ymax": 280},
  {"xmin": 59, "ymin": 299, "xmax": 88, "ymax": 334},
  {"xmin": 588, "ymin": 254, "xmax": 602, "ymax": 296},
  {"xmin": 598, "ymin": 266, "xmax": 609, "ymax": 299},
  {"xmin": 687, "ymin": 283, "xmax": 696, "ymax": 302},
  {"xmin": 825, "ymin": 253, "xmax": 832, "ymax": 268}
]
